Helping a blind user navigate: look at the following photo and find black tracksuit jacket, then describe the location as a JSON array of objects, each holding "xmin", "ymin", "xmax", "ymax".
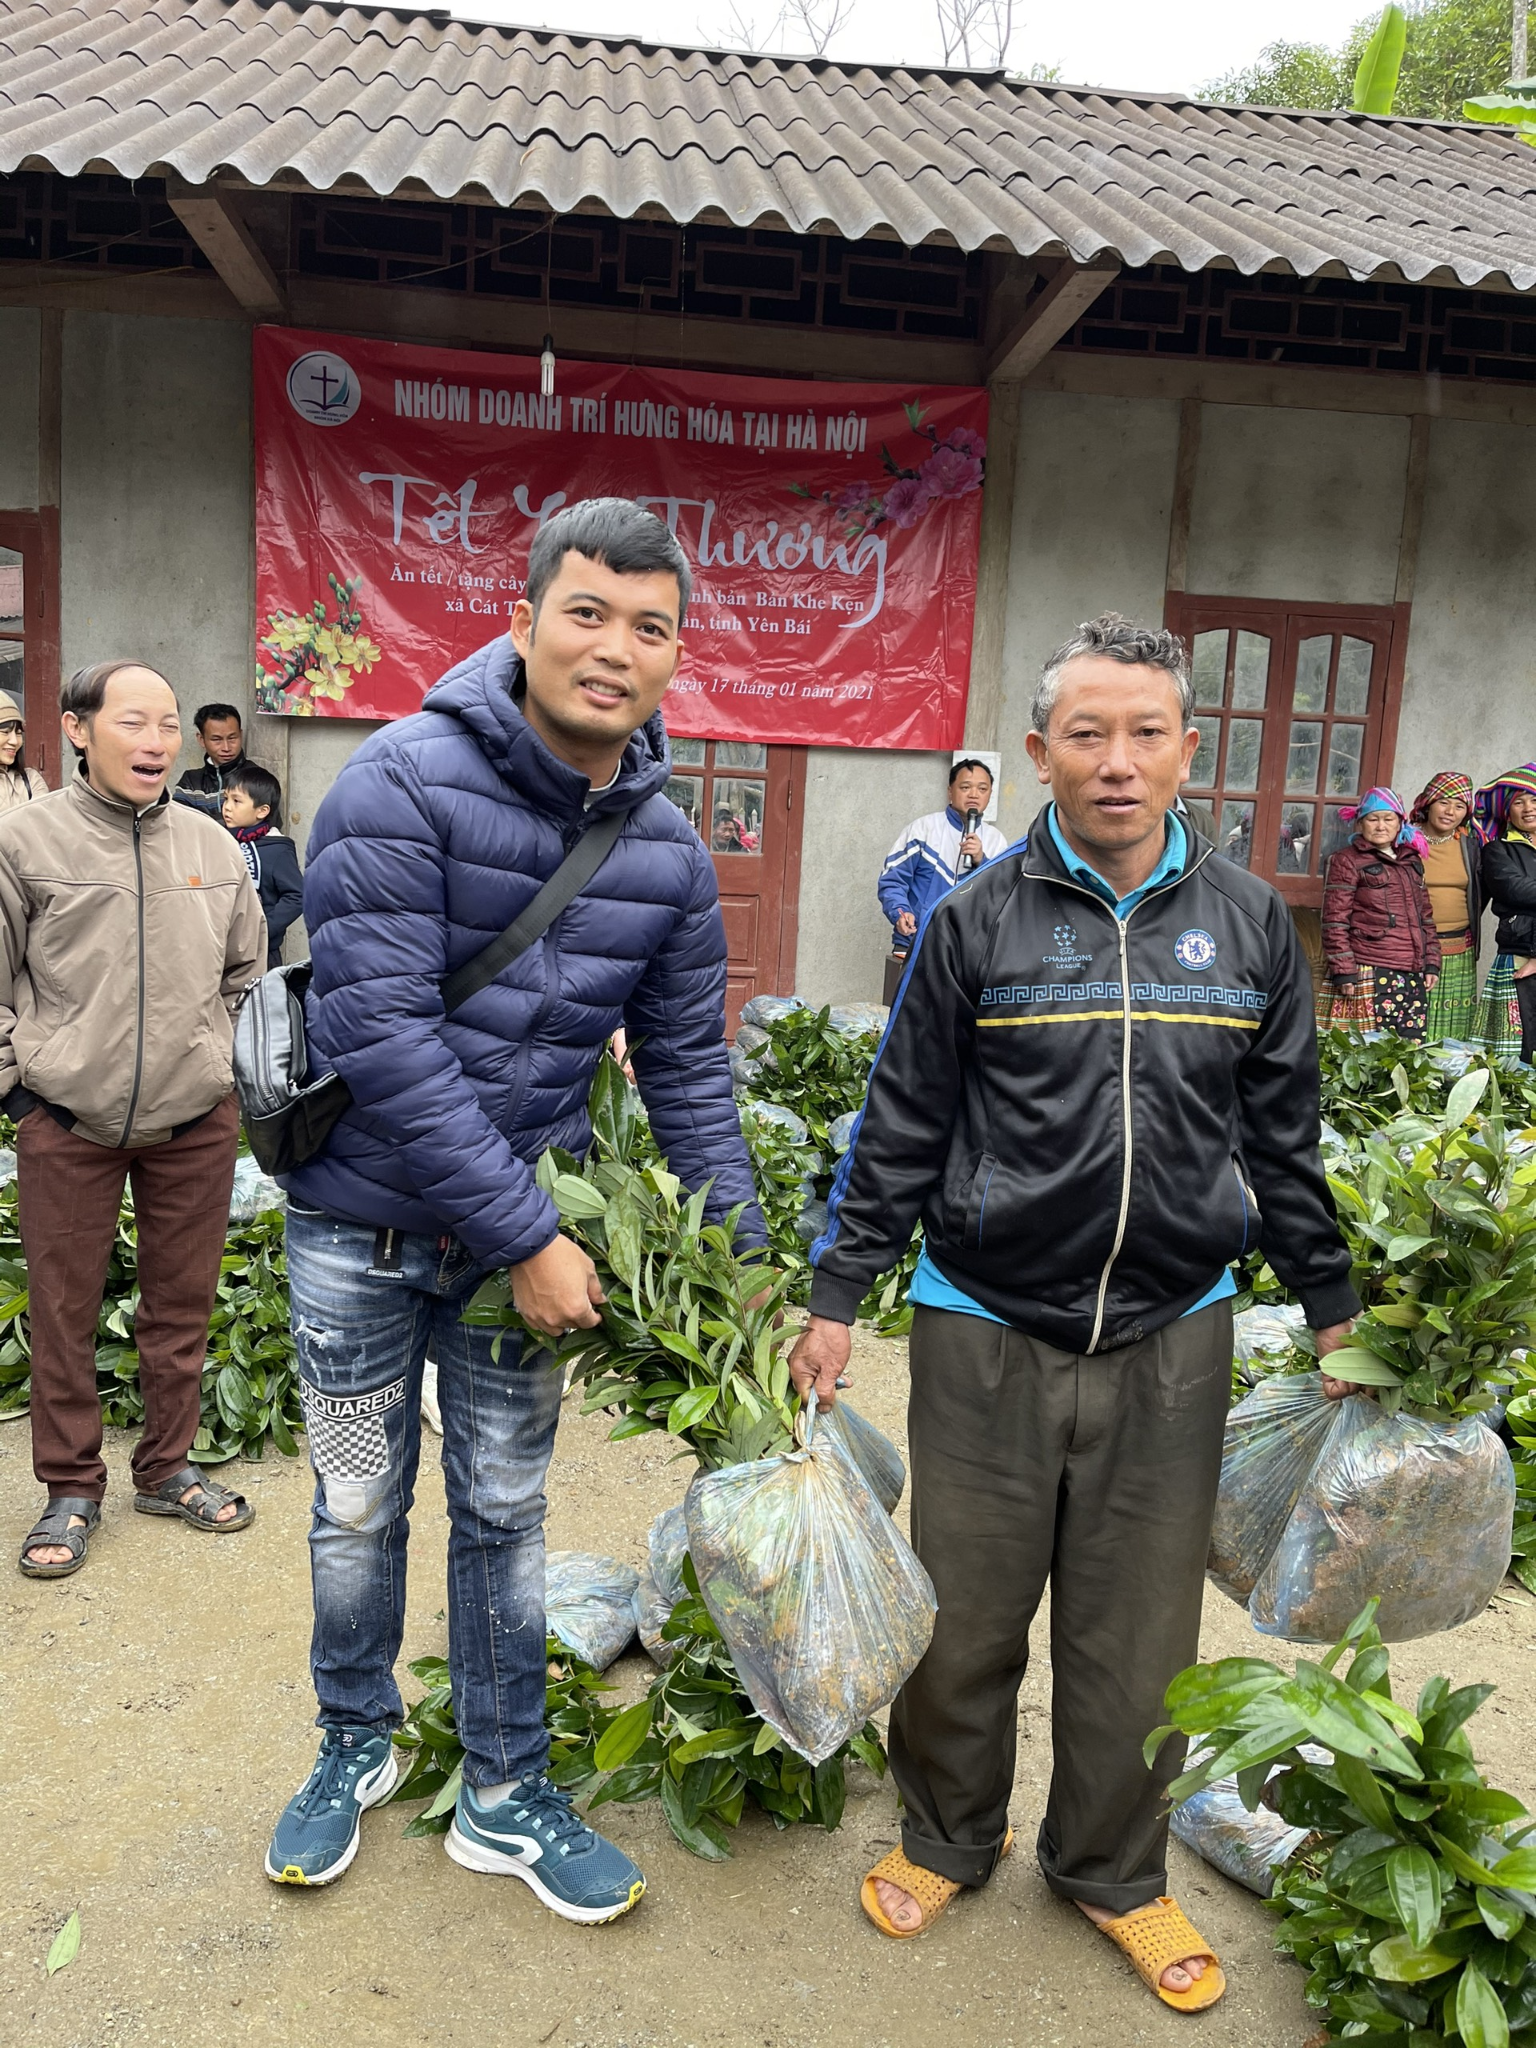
[{"xmin": 809, "ymin": 808, "xmax": 1359, "ymax": 1353}]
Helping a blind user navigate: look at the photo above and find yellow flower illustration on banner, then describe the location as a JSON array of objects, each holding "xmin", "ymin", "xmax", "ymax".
[{"xmin": 256, "ymin": 573, "xmax": 382, "ymax": 715}]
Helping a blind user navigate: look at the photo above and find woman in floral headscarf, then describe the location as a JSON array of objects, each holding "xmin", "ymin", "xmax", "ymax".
[
  {"xmin": 1319, "ymin": 786, "xmax": 1439, "ymax": 1038},
  {"xmin": 1473, "ymin": 765, "xmax": 1536, "ymax": 1062},
  {"xmin": 1409, "ymin": 770, "xmax": 1482, "ymax": 1042}
]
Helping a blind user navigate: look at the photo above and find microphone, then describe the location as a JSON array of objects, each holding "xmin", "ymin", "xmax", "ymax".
[{"xmin": 961, "ymin": 807, "xmax": 983, "ymax": 873}]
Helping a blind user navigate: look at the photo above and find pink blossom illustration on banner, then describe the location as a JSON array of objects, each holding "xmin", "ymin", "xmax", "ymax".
[{"xmin": 792, "ymin": 404, "xmax": 987, "ymax": 541}]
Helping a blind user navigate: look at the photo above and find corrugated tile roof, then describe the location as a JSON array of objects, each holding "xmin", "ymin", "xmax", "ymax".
[{"xmin": 3, "ymin": 0, "xmax": 1535, "ymax": 289}]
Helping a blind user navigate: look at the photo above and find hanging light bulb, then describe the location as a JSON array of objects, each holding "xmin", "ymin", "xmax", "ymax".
[{"xmin": 540, "ymin": 332, "xmax": 555, "ymax": 399}]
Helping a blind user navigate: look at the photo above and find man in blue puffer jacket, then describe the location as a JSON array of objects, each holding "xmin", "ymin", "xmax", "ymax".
[{"xmin": 264, "ymin": 500, "xmax": 764, "ymax": 1921}]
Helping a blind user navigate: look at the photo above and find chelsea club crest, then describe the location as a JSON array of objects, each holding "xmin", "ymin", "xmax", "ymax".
[{"xmin": 1174, "ymin": 928, "xmax": 1217, "ymax": 971}]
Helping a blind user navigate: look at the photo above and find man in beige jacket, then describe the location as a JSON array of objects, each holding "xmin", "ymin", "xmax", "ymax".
[{"xmin": 2, "ymin": 661, "xmax": 266, "ymax": 1577}]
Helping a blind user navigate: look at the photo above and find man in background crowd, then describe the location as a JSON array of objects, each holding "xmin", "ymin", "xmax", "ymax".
[
  {"xmin": 4, "ymin": 662, "xmax": 265, "ymax": 1579},
  {"xmin": 878, "ymin": 759, "xmax": 1008, "ymax": 999},
  {"xmin": 177, "ymin": 702, "xmax": 248, "ymax": 796}
]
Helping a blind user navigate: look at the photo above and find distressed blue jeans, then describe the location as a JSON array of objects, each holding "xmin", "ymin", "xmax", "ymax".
[{"xmin": 285, "ymin": 1203, "xmax": 564, "ymax": 1787}]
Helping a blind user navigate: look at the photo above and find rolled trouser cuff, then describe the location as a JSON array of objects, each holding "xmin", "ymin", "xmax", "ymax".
[
  {"xmin": 1035, "ymin": 1820, "xmax": 1167, "ymax": 1917},
  {"xmin": 898, "ymin": 1819, "xmax": 1010, "ymax": 1891}
]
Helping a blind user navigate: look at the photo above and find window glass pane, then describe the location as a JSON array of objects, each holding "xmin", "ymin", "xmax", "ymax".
[
  {"xmin": 1224, "ymin": 718, "xmax": 1263, "ymax": 791},
  {"xmin": 714, "ymin": 741, "xmax": 767, "ymax": 770},
  {"xmin": 1320, "ymin": 806, "xmax": 1356, "ymax": 867},
  {"xmin": 664, "ymin": 774, "xmax": 703, "ymax": 834},
  {"xmin": 1294, "ymin": 636, "xmax": 1331, "ymax": 713},
  {"xmin": 1286, "ymin": 720, "xmax": 1323, "ymax": 793},
  {"xmin": 0, "ymin": 546, "xmax": 20, "ymax": 636},
  {"xmin": 1327, "ymin": 723, "xmax": 1365, "ymax": 797},
  {"xmin": 1191, "ymin": 631, "xmax": 1227, "ymax": 709},
  {"xmin": 1232, "ymin": 631, "xmax": 1270, "ymax": 709},
  {"xmin": 1189, "ymin": 717, "xmax": 1219, "ymax": 788},
  {"xmin": 710, "ymin": 778, "xmax": 764, "ymax": 854},
  {"xmin": 1335, "ymin": 637, "xmax": 1373, "ymax": 715},
  {"xmin": 669, "ymin": 737, "xmax": 706, "ymax": 767},
  {"xmin": 1276, "ymin": 802, "xmax": 1315, "ymax": 874},
  {"xmin": 1217, "ymin": 801, "xmax": 1254, "ymax": 868}
]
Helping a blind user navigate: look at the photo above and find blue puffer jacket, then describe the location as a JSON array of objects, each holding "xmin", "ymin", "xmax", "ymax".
[{"xmin": 284, "ymin": 637, "xmax": 765, "ymax": 1267}]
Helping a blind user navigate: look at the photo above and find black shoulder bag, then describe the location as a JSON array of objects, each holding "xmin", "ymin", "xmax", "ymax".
[{"xmin": 232, "ymin": 805, "xmax": 632, "ymax": 1177}]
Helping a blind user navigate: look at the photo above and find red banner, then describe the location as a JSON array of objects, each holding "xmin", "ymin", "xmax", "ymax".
[{"xmin": 253, "ymin": 328, "xmax": 986, "ymax": 749}]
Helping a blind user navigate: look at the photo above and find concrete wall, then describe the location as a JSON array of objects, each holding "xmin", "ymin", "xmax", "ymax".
[
  {"xmin": 1393, "ymin": 416, "xmax": 1536, "ymax": 802},
  {"xmin": 994, "ymin": 389, "xmax": 1182, "ymax": 840},
  {"xmin": 1185, "ymin": 406, "xmax": 1409, "ymax": 606},
  {"xmin": 0, "ymin": 309, "xmax": 39, "ymax": 509},
  {"xmin": 59, "ymin": 313, "xmax": 254, "ymax": 786}
]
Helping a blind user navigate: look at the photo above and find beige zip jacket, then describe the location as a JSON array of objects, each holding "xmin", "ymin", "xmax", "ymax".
[{"xmin": 0, "ymin": 776, "xmax": 265, "ymax": 1148}]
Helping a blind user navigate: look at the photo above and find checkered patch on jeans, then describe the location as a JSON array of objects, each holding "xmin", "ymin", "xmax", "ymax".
[{"xmin": 299, "ymin": 1375, "xmax": 407, "ymax": 1482}]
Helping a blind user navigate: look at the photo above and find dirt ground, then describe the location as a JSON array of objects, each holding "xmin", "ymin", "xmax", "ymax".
[{"xmin": 3, "ymin": 1326, "xmax": 1534, "ymax": 2048}]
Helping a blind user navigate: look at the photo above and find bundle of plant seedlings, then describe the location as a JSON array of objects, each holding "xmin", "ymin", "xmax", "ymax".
[
  {"xmin": 388, "ymin": 1577, "xmax": 885, "ymax": 1860},
  {"xmin": 1211, "ymin": 1069, "xmax": 1522, "ymax": 1642},
  {"xmin": 1154, "ymin": 1599, "xmax": 1536, "ymax": 2046},
  {"xmin": 453, "ymin": 1053, "xmax": 897, "ymax": 1852}
]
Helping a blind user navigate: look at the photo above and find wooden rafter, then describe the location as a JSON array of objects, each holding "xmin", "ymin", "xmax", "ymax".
[
  {"xmin": 164, "ymin": 175, "xmax": 286, "ymax": 320},
  {"xmin": 985, "ymin": 255, "xmax": 1120, "ymax": 383}
]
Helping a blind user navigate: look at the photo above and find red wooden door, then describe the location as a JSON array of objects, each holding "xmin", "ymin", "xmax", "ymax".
[
  {"xmin": 662, "ymin": 741, "xmax": 805, "ymax": 1031},
  {"xmin": 0, "ymin": 510, "xmax": 62, "ymax": 786}
]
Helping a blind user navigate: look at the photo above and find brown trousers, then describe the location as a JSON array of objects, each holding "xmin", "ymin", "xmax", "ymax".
[
  {"xmin": 18, "ymin": 1096, "xmax": 240, "ymax": 1500},
  {"xmin": 892, "ymin": 1300, "xmax": 1232, "ymax": 1915}
]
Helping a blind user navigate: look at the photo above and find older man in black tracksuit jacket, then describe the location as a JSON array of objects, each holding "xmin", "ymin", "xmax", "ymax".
[{"xmin": 790, "ymin": 614, "xmax": 1360, "ymax": 2008}]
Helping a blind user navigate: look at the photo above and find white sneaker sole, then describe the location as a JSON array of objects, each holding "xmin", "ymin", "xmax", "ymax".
[
  {"xmin": 264, "ymin": 1747, "xmax": 400, "ymax": 1887},
  {"xmin": 444, "ymin": 1821, "xmax": 646, "ymax": 1924}
]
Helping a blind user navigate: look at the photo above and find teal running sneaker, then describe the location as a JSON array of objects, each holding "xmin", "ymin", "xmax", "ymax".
[
  {"xmin": 264, "ymin": 1728, "xmax": 399, "ymax": 1886},
  {"xmin": 447, "ymin": 1775, "xmax": 646, "ymax": 1924}
]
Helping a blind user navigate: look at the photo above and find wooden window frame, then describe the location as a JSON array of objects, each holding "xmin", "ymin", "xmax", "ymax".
[
  {"xmin": 0, "ymin": 508, "xmax": 62, "ymax": 787},
  {"xmin": 1164, "ymin": 594, "xmax": 1410, "ymax": 908}
]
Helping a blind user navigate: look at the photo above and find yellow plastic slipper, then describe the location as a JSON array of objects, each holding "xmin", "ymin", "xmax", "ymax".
[
  {"xmin": 860, "ymin": 1829, "xmax": 1013, "ymax": 1939},
  {"xmin": 1096, "ymin": 1894, "xmax": 1226, "ymax": 2012}
]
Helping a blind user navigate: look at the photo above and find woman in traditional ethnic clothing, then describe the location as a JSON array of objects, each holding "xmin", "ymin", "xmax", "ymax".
[
  {"xmin": 1409, "ymin": 770, "xmax": 1482, "ymax": 1042},
  {"xmin": 1473, "ymin": 766, "xmax": 1536, "ymax": 1063},
  {"xmin": 1320, "ymin": 786, "xmax": 1440, "ymax": 1038}
]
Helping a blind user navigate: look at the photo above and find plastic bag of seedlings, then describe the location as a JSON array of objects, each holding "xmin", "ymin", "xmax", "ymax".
[
  {"xmin": 740, "ymin": 994, "xmax": 805, "ymax": 1030},
  {"xmin": 829, "ymin": 1110, "xmax": 859, "ymax": 1156},
  {"xmin": 795, "ymin": 1197, "xmax": 829, "ymax": 1245},
  {"xmin": 1170, "ymin": 1747, "xmax": 1319, "ymax": 1898},
  {"xmin": 1207, "ymin": 1373, "xmax": 1343, "ymax": 1604},
  {"xmin": 1232, "ymin": 1304, "xmax": 1307, "ymax": 1376},
  {"xmin": 633, "ymin": 1503, "xmax": 690, "ymax": 1665},
  {"xmin": 685, "ymin": 1407, "xmax": 936, "ymax": 1765},
  {"xmin": 228, "ymin": 1152, "xmax": 286, "ymax": 1224},
  {"xmin": 816, "ymin": 1400, "xmax": 905, "ymax": 1514},
  {"xmin": 738, "ymin": 1099, "xmax": 809, "ymax": 1147},
  {"xmin": 826, "ymin": 1003, "xmax": 887, "ymax": 1039},
  {"xmin": 1249, "ymin": 1394, "xmax": 1515, "ymax": 1644},
  {"xmin": 545, "ymin": 1552, "xmax": 640, "ymax": 1672}
]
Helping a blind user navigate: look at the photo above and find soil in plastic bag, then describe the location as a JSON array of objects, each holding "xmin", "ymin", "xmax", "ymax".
[
  {"xmin": 684, "ymin": 1423, "xmax": 936, "ymax": 1765},
  {"xmin": 816, "ymin": 1400, "xmax": 905, "ymax": 1514},
  {"xmin": 634, "ymin": 1503, "xmax": 690, "ymax": 1665},
  {"xmin": 545, "ymin": 1552, "xmax": 640, "ymax": 1671},
  {"xmin": 1207, "ymin": 1373, "xmax": 1343, "ymax": 1603},
  {"xmin": 1250, "ymin": 1397, "xmax": 1515, "ymax": 1643},
  {"xmin": 1169, "ymin": 1743, "xmax": 1323, "ymax": 1897},
  {"xmin": 740, "ymin": 994, "xmax": 806, "ymax": 1029}
]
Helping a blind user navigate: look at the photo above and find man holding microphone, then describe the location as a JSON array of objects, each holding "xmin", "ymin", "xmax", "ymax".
[{"xmin": 878, "ymin": 759, "xmax": 1007, "ymax": 998}]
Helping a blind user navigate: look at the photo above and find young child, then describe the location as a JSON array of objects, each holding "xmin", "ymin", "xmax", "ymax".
[{"xmin": 221, "ymin": 763, "xmax": 304, "ymax": 971}]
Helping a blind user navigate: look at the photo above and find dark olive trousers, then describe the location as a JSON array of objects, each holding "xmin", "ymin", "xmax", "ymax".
[{"xmin": 891, "ymin": 1300, "xmax": 1232, "ymax": 1915}]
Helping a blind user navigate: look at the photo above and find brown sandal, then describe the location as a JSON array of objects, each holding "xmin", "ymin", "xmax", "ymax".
[
  {"xmin": 133, "ymin": 1465, "xmax": 254, "ymax": 1533},
  {"xmin": 860, "ymin": 1828, "xmax": 1013, "ymax": 1938},
  {"xmin": 1094, "ymin": 1894, "xmax": 1226, "ymax": 2012}
]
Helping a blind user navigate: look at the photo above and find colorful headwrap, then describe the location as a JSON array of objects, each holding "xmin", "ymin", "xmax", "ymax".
[
  {"xmin": 1409, "ymin": 770, "xmax": 1474, "ymax": 826},
  {"xmin": 1474, "ymin": 765, "xmax": 1536, "ymax": 844},
  {"xmin": 1340, "ymin": 786, "xmax": 1427, "ymax": 855}
]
